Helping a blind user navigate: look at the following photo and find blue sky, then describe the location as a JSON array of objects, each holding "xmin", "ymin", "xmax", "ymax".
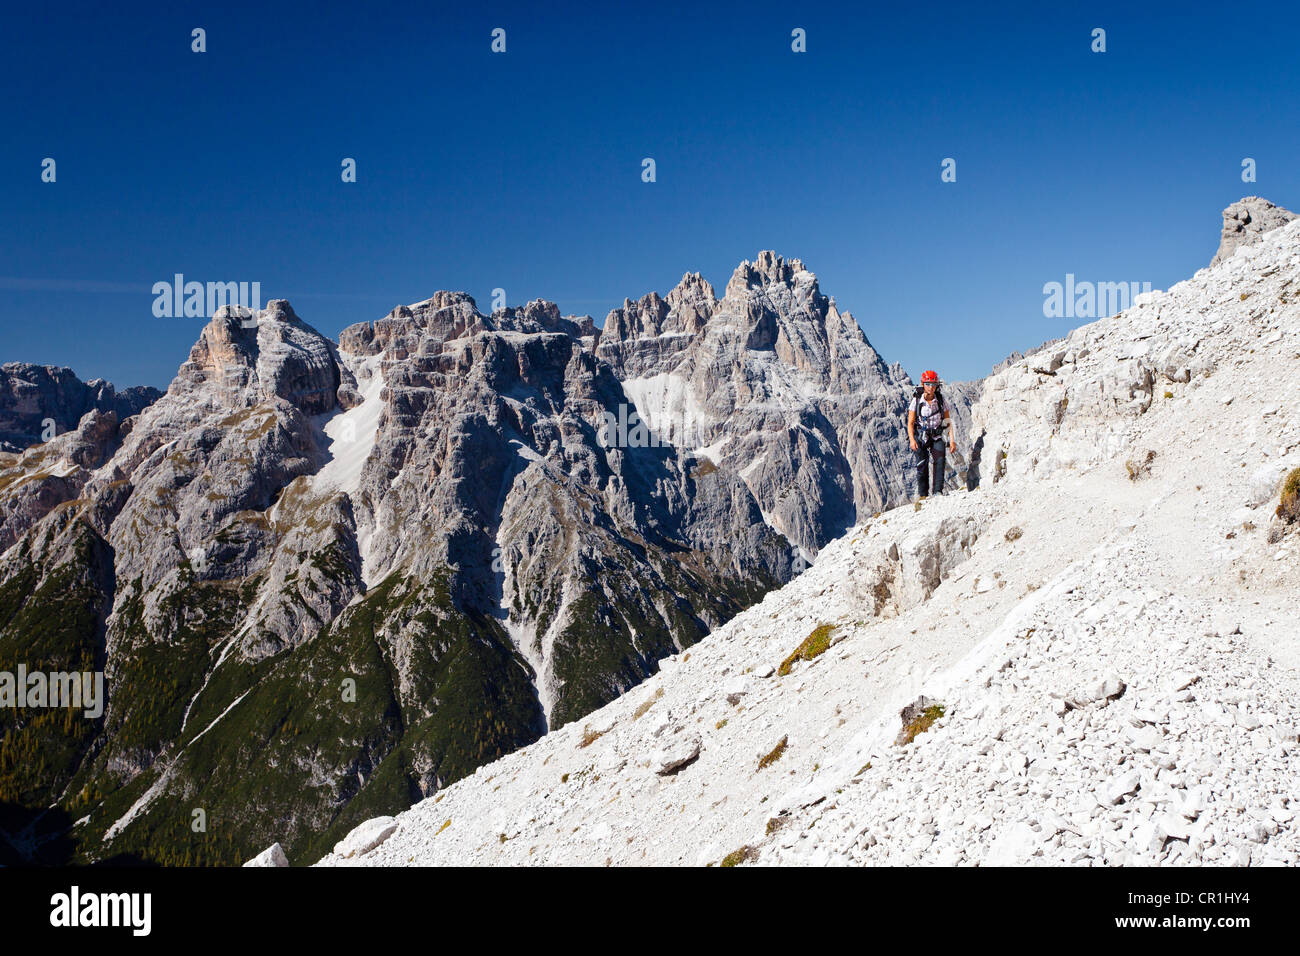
[{"xmin": 3, "ymin": 0, "xmax": 1298, "ymax": 389}]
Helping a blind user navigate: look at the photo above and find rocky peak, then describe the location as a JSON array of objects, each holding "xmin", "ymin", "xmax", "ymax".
[
  {"xmin": 604, "ymin": 293, "xmax": 669, "ymax": 339},
  {"xmin": 587, "ymin": 252, "xmax": 946, "ymax": 552},
  {"xmin": 1211, "ymin": 196, "xmax": 1297, "ymax": 266},
  {"xmin": 340, "ymin": 293, "xmax": 598, "ymax": 365},
  {"xmin": 592, "ymin": 291, "xmax": 682, "ymax": 378},
  {"xmin": 716, "ymin": 253, "xmax": 832, "ymax": 364},
  {"xmin": 0, "ymin": 406, "xmax": 126, "ymax": 552},
  {"xmin": 340, "ymin": 292, "xmax": 486, "ymax": 359},
  {"xmin": 665, "ymin": 273, "xmax": 717, "ymax": 334},
  {"xmin": 598, "ymin": 253, "xmax": 835, "ymax": 377},
  {"xmin": 407, "ymin": 291, "xmax": 487, "ymax": 342},
  {"xmin": 601, "ymin": 274, "xmax": 717, "ymax": 345},
  {"xmin": 724, "ymin": 251, "xmax": 811, "ymax": 297},
  {"xmin": 495, "ymin": 299, "xmax": 597, "ymax": 339},
  {"xmin": 185, "ymin": 300, "xmax": 340, "ymax": 417},
  {"xmin": 512, "ymin": 298, "xmax": 563, "ymax": 329}
]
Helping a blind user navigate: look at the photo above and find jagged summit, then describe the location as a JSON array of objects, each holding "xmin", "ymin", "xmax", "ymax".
[
  {"xmin": 724, "ymin": 250, "xmax": 813, "ymax": 296},
  {"xmin": 596, "ymin": 252, "xmax": 963, "ymax": 550},
  {"xmin": 340, "ymin": 291, "xmax": 597, "ymax": 359},
  {"xmin": 184, "ymin": 299, "xmax": 341, "ymax": 416}
]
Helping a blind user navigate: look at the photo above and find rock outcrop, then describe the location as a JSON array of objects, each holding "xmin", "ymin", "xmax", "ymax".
[
  {"xmin": 1211, "ymin": 196, "xmax": 1297, "ymax": 266},
  {"xmin": 242, "ymin": 842, "xmax": 289, "ymax": 867}
]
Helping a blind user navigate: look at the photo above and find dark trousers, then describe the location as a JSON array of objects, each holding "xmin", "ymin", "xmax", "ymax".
[{"xmin": 914, "ymin": 436, "xmax": 946, "ymax": 497}]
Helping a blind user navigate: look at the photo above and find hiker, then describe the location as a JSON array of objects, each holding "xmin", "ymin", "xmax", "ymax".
[{"xmin": 908, "ymin": 370, "xmax": 956, "ymax": 498}]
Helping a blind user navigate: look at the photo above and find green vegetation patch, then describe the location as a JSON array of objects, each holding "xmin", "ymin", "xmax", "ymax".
[
  {"xmin": 777, "ymin": 624, "xmax": 836, "ymax": 676},
  {"xmin": 899, "ymin": 705, "xmax": 945, "ymax": 746},
  {"xmin": 719, "ymin": 845, "xmax": 758, "ymax": 867},
  {"xmin": 757, "ymin": 735, "xmax": 788, "ymax": 771},
  {"xmin": 1277, "ymin": 468, "xmax": 1300, "ymax": 524}
]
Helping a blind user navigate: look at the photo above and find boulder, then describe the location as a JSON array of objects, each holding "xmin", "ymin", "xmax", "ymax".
[
  {"xmin": 243, "ymin": 842, "xmax": 290, "ymax": 867},
  {"xmin": 332, "ymin": 817, "xmax": 399, "ymax": 859},
  {"xmin": 1211, "ymin": 197, "xmax": 1298, "ymax": 266}
]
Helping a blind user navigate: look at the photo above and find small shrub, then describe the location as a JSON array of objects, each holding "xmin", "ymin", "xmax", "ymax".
[
  {"xmin": 1277, "ymin": 468, "xmax": 1300, "ymax": 524},
  {"xmin": 1004, "ymin": 526, "xmax": 1023, "ymax": 542},
  {"xmin": 777, "ymin": 624, "xmax": 836, "ymax": 676},
  {"xmin": 633, "ymin": 686, "xmax": 663, "ymax": 719},
  {"xmin": 1164, "ymin": 391, "xmax": 1174, "ymax": 399},
  {"xmin": 1125, "ymin": 450, "xmax": 1156, "ymax": 481},
  {"xmin": 719, "ymin": 845, "xmax": 758, "ymax": 867},
  {"xmin": 872, "ymin": 577, "xmax": 892, "ymax": 614},
  {"xmin": 757, "ymin": 735, "xmax": 788, "ymax": 770},
  {"xmin": 579, "ymin": 726, "xmax": 607, "ymax": 748},
  {"xmin": 898, "ymin": 705, "xmax": 945, "ymax": 746}
]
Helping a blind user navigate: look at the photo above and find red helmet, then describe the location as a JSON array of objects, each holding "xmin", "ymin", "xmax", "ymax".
[{"xmin": 921, "ymin": 370, "xmax": 939, "ymax": 384}]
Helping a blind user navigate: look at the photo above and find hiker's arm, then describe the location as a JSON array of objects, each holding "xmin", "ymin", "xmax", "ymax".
[
  {"xmin": 907, "ymin": 409, "xmax": 918, "ymax": 449},
  {"xmin": 944, "ymin": 407, "xmax": 956, "ymax": 450}
]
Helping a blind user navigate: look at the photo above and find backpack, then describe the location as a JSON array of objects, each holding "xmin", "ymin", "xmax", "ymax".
[{"xmin": 909, "ymin": 385, "xmax": 948, "ymax": 442}]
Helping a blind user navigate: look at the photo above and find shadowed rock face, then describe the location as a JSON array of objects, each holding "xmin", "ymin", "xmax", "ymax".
[
  {"xmin": 1211, "ymin": 196, "xmax": 1297, "ymax": 266},
  {"xmin": 0, "ymin": 362, "xmax": 161, "ymax": 451},
  {"xmin": 0, "ymin": 256, "xmax": 957, "ymax": 866}
]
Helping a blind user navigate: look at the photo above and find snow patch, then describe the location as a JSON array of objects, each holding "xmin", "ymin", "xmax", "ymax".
[
  {"xmin": 312, "ymin": 354, "xmax": 384, "ymax": 498},
  {"xmin": 620, "ymin": 373, "xmax": 717, "ymax": 448}
]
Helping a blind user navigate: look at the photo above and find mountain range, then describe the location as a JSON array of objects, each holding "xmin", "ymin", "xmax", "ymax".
[{"xmin": 0, "ymin": 252, "xmax": 970, "ymax": 865}]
